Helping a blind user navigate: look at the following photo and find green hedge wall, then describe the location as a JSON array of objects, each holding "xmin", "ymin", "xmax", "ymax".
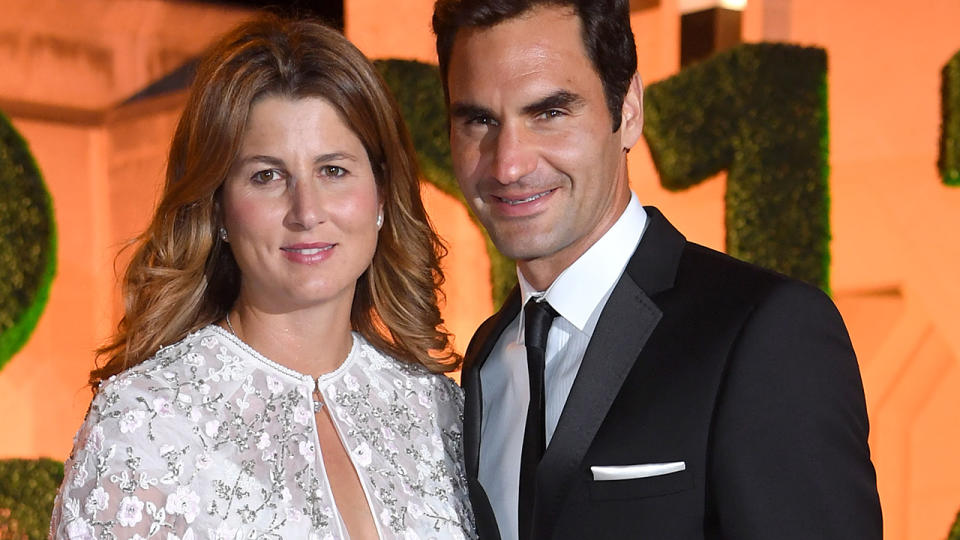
[
  {"xmin": 0, "ymin": 458, "xmax": 64, "ymax": 539},
  {"xmin": 643, "ymin": 43, "xmax": 831, "ymax": 291},
  {"xmin": 940, "ymin": 50, "xmax": 960, "ymax": 186},
  {"xmin": 375, "ymin": 59, "xmax": 516, "ymax": 308},
  {"xmin": 0, "ymin": 111, "xmax": 57, "ymax": 372}
]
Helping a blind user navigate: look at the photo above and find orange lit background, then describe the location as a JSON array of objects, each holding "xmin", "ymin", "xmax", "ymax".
[{"xmin": 1, "ymin": 1, "xmax": 958, "ymax": 538}]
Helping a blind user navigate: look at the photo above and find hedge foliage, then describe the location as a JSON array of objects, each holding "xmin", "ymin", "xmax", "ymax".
[
  {"xmin": 0, "ymin": 110, "xmax": 57, "ymax": 372},
  {"xmin": 949, "ymin": 508, "xmax": 960, "ymax": 540},
  {"xmin": 0, "ymin": 458, "xmax": 64, "ymax": 539},
  {"xmin": 940, "ymin": 50, "xmax": 960, "ymax": 186},
  {"xmin": 375, "ymin": 59, "xmax": 516, "ymax": 308},
  {"xmin": 644, "ymin": 43, "xmax": 831, "ymax": 291}
]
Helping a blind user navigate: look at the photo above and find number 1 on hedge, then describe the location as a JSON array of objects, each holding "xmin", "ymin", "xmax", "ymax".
[{"xmin": 643, "ymin": 43, "xmax": 830, "ymax": 291}]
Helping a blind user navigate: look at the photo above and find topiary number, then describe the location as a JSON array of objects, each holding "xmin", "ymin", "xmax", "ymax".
[
  {"xmin": 0, "ymin": 458, "xmax": 64, "ymax": 540},
  {"xmin": 643, "ymin": 43, "xmax": 831, "ymax": 290},
  {"xmin": 0, "ymin": 111, "xmax": 57, "ymax": 372},
  {"xmin": 940, "ymin": 50, "xmax": 960, "ymax": 186}
]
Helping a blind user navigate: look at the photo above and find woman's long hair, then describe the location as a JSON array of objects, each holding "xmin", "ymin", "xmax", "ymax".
[{"xmin": 91, "ymin": 15, "xmax": 459, "ymax": 388}]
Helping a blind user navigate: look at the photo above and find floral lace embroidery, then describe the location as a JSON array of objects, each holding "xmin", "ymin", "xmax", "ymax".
[{"xmin": 50, "ymin": 326, "xmax": 475, "ymax": 539}]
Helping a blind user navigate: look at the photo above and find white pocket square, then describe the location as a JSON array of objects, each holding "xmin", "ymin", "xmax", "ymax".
[{"xmin": 590, "ymin": 461, "xmax": 686, "ymax": 481}]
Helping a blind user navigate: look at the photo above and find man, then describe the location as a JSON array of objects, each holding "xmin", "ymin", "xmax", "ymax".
[{"xmin": 432, "ymin": 0, "xmax": 882, "ymax": 538}]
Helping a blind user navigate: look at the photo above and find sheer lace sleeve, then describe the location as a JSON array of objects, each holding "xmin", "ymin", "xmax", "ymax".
[
  {"xmin": 433, "ymin": 374, "xmax": 477, "ymax": 538},
  {"xmin": 50, "ymin": 372, "xmax": 203, "ymax": 539}
]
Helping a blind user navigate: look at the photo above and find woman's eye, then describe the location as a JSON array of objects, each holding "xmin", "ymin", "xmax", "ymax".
[
  {"xmin": 251, "ymin": 169, "xmax": 281, "ymax": 184},
  {"xmin": 321, "ymin": 165, "xmax": 347, "ymax": 178}
]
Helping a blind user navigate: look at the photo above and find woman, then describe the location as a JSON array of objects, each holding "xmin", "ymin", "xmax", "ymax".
[{"xmin": 51, "ymin": 15, "xmax": 475, "ymax": 539}]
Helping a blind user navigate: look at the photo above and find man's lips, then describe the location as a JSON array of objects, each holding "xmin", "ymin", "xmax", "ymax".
[{"xmin": 491, "ymin": 188, "xmax": 557, "ymax": 205}]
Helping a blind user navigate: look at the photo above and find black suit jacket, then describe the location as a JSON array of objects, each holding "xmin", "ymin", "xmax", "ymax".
[{"xmin": 461, "ymin": 207, "xmax": 882, "ymax": 539}]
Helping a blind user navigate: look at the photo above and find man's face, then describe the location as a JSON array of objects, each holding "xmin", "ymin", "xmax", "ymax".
[{"xmin": 446, "ymin": 6, "xmax": 642, "ymax": 288}]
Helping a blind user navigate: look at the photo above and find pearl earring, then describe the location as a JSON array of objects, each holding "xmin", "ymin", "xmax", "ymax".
[
  {"xmin": 219, "ymin": 227, "xmax": 229, "ymax": 242},
  {"xmin": 376, "ymin": 213, "xmax": 384, "ymax": 229}
]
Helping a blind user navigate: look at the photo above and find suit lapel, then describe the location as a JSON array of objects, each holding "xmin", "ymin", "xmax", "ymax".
[
  {"xmin": 533, "ymin": 207, "xmax": 686, "ymax": 537},
  {"xmin": 462, "ymin": 288, "xmax": 521, "ymax": 477}
]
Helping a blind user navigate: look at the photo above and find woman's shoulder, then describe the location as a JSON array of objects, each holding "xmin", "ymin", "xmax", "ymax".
[
  {"xmin": 98, "ymin": 325, "xmax": 241, "ymax": 393},
  {"xmin": 356, "ymin": 335, "xmax": 461, "ymax": 389},
  {"xmin": 353, "ymin": 335, "xmax": 463, "ymax": 417},
  {"xmin": 88, "ymin": 325, "xmax": 248, "ymax": 438}
]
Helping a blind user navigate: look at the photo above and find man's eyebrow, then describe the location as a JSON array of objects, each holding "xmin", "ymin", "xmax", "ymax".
[
  {"xmin": 449, "ymin": 102, "xmax": 494, "ymax": 120},
  {"xmin": 522, "ymin": 90, "xmax": 585, "ymax": 116}
]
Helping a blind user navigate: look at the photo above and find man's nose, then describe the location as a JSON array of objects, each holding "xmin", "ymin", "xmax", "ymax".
[{"xmin": 490, "ymin": 123, "xmax": 537, "ymax": 184}]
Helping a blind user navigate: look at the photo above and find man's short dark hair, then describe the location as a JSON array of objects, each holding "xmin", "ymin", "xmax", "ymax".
[{"xmin": 432, "ymin": 0, "xmax": 637, "ymax": 131}]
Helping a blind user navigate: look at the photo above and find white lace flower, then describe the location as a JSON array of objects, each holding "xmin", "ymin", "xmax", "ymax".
[
  {"xmin": 293, "ymin": 405, "xmax": 311, "ymax": 426},
  {"xmin": 65, "ymin": 517, "xmax": 95, "ymax": 540},
  {"xmin": 266, "ymin": 376, "xmax": 283, "ymax": 394},
  {"xmin": 85, "ymin": 425, "xmax": 104, "ymax": 453},
  {"xmin": 116, "ymin": 495, "xmax": 145, "ymax": 527},
  {"xmin": 236, "ymin": 396, "xmax": 250, "ymax": 411},
  {"xmin": 344, "ymin": 373, "xmax": 360, "ymax": 392},
  {"xmin": 209, "ymin": 522, "xmax": 238, "ymax": 540},
  {"xmin": 256, "ymin": 432, "xmax": 271, "ymax": 450},
  {"xmin": 165, "ymin": 485, "xmax": 201, "ymax": 523},
  {"xmin": 285, "ymin": 506, "xmax": 303, "ymax": 523},
  {"xmin": 299, "ymin": 440, "xmax": 316, "ymax": 463},
  {"xmin": 71, "ymin": 464, "xmax": 89, "ymax": 487},
  {"xmin": 118, "ymin": 409, "xmax": 147, "ymax": 434},
  {"xmin": 200, "ymin": 336, "xmax": 217, "ymax": 349},
  {"xmin": 184, "ymin": 352, "xmax": 205, "ymax": 366},
  {"xmin": 198, "ymin": 382, "xmax": 211, "ymax": 395},
  {"xmin": 418, "ymin": 392, "xmax": 432, "ymax": 408},
  {"xmin": 204, "ymin": 420, "xmax": 220, "ymax": 437},
  {"xmin": 83, "ymin": 486, "xmax": 109, "ymax": 514},
  {"xmin": 352, "ymin": 442, "xmax": 373, "ymax": 468},
  {"xmin": 189, "ymin": 408, "xmax": 201, "ymax": 423},
  {"xmin": 153, "ymin": 397, "xmax": 175, "ymax": 418}
]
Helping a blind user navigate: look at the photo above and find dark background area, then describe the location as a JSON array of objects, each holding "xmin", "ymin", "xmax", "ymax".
[{"xmin": 193, "ymin": 0, "xmax": 345, "ymax": 29}]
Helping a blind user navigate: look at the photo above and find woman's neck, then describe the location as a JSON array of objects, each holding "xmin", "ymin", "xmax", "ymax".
[{"xmin": 226, "ymin": 295, "xmax": 355, "ymax": 378}]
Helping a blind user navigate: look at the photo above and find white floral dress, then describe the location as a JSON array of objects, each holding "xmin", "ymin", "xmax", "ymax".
[{"xmin": 50, "ymin": 325, "xmax": 476, "ymax": 539}]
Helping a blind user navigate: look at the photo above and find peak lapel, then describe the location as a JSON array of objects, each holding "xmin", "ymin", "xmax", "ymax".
[
  {"xmin": 462, "ymin": 287, "xmax": 522, "ymax": 478},
  {"xmin": 532, "ymin": 207, "xmax": 686, "ymax": 537}
]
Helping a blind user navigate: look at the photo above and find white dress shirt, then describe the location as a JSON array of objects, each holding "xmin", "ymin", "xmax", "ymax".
[{"xmin": 478, "ymin": 194, "xmax": 647, "ymax": 539}]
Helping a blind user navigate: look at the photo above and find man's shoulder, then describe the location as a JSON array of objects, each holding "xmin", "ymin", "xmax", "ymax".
[{"xmin": 670, "ymin": 240, "xmax": 837, "ymax": 321}]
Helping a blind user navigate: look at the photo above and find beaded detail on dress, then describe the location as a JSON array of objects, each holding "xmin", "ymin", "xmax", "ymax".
[{"xmin": 50, "ymin": 325, "xmax": 475, "ymax": 539}]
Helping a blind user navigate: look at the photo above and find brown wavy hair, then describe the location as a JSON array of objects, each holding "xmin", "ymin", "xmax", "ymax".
[{"xmin": 91, "ymin": 15, "xmax": 459, "ymax": 388}]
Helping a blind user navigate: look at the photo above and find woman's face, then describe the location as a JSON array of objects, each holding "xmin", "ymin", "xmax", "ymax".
[{"xmin": 221, "ymin": 95, "xmax": 382, "ymax": 314}]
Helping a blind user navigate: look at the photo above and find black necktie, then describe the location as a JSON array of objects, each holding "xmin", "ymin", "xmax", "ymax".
[{"xmin": 518, "ymin": 298, "xmax": 558, "ymax": 539}]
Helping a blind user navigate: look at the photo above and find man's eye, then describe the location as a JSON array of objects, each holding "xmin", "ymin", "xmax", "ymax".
[
  {"xmin": 468, "ymin": 115, "xmax": 496, "ymax": 126},
  {"xmin": 539, "ymin": 109, "xmax": 565, "ymax": 119},
  {"xmin": 321, "ymin": 165, "xmax": 348, "ymax": 178},
  {"xmin": 252, "ymin": 169, "xmax": 281, "ymax": 183}
]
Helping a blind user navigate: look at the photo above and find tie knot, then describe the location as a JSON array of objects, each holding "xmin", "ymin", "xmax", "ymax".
[{"xmin": 524, "ymin": 298, "xmax": 558, "ymax": 352}]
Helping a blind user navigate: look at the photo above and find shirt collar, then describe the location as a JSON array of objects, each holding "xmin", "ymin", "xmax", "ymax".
[{"xmin": 519, "ymin": 193, "xmax": 647, "ymax": 332}]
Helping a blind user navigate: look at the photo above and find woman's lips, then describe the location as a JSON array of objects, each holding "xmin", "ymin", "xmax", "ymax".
[{"xmin": 280, "ymin": 242, "xmax": 335, "ymax": 263}]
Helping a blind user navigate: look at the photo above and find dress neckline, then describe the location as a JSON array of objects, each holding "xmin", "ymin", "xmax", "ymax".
[{"xmin": 205, "ymin": 324, "xmax": 361, "ymax": 384}]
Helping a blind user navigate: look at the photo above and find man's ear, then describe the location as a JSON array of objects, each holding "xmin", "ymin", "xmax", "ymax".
[{"xmin": 619, "ymin": 73, "xmax": 644, "ymax": 151}]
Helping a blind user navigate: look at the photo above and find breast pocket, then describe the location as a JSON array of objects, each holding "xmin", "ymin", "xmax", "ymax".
[{"xmin": 588, "ymin": 467, "xmax": 693, "ymax": 501}]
